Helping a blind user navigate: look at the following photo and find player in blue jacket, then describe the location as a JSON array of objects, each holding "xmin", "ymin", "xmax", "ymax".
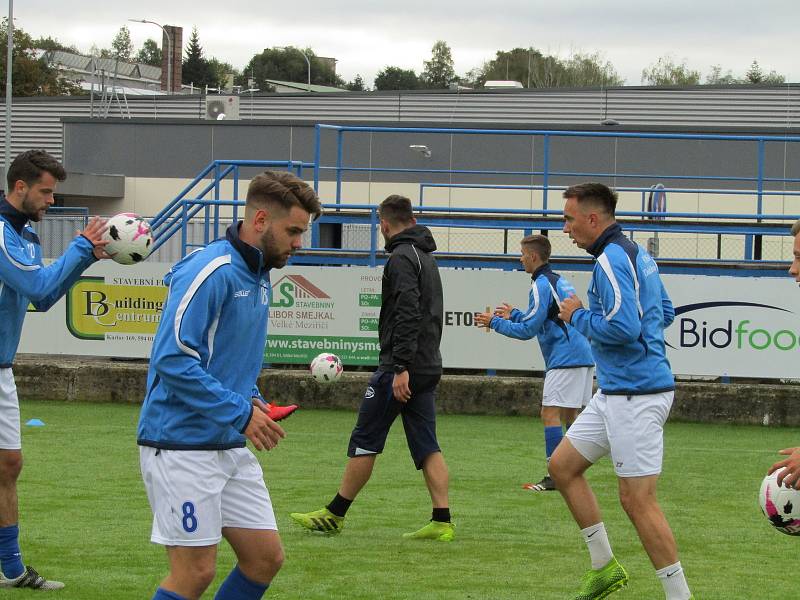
[
  {"xmin": 0, "ymin": 150, "xmax": 109, "ymax": 591},
  {"xmin": 475, "ymin": 234, "xmax": 594, "ymax": 492},
  {"xmin": 553, "ymin": 183, "xmax": 692, "ymax": 600},
  {"xmin": 137, "ymin": 171, "xmax": 321, "ymax": 600}
]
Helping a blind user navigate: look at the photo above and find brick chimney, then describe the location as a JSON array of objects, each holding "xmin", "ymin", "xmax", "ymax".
[{"xmin": 160, "ymin": 25, "xmax": 183, "ymax": 93}]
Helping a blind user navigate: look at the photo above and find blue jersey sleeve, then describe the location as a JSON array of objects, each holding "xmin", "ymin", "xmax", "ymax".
[
  {"xmin": 508, "ymin": 308, "xmax": 524, "ymax": 323},
  {"xmin": 661, "ymin": 280, "xmax": 674, "ymax": 328},
  {"xmin": 571, "ymin": 254, "xmax": 642, "ymax": 344},
  {"xmin": 491, "ymin": 278, "xmax": 549, "ymax": 340},
  {"xmin": 0, "ymin": 222, "xmax": 95, "ymax": 308},
  {"xmin": 152, "ymin": 262, "xmax": 253, "ymax": 433}
]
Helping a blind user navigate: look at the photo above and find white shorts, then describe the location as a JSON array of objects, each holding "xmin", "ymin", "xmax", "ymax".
[
  {"xmin": 0, "ymin": 369, "xmax": 21, "ymax": 450},
  {"xmin": 542, "ymin": 367, "xmax": 594, "ymax": 409},
  {"xmin": 565, "ymin": 390, "xmax": 674, "ymax": 477},
  {"xmin": 139, "ymin": 446, "xmax": 277, "ymax": 546}
]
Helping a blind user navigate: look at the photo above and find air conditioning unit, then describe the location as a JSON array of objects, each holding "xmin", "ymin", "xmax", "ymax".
[{"xmin": 205, "ymin": 95, "xmax": 240, "ymax": 120}]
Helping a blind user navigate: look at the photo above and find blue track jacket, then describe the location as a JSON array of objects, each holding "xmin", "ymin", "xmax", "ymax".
[
  {"xmin": 0, "ymin": 198, "xmax": 96, "ymax": 367},
  {"xmin": 137, "ymin": 223, "xmax": 271, "ymax": 450},
  {"xmin": 490, "ymin": 264, "xmax": 593, "ymax": 371},
  {"xmin": 569, "ymin": 223, "xmax": 675, "ymax": 396}
]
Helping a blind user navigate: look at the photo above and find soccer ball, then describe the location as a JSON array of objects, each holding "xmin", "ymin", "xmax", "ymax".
[
  {"xmin": 310, "ymin": 353, "xmax": 343, "ymax": 383},
  {"xmin": 103, "ymin": 213, "xmax": 153, "ymax": 265},
  {"xmin": 759, "ymin": 470, "xmax": 800, "ymax": 535}
]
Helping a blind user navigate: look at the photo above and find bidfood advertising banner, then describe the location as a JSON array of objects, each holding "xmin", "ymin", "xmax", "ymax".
[{"xmin": 17, "ymin": 261, "xmax": 800, "ymax": 379}]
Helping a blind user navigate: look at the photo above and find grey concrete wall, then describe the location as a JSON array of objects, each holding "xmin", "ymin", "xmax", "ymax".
[
  {"xmin": 12, "ymin": 355, "xmax": 800, "ymax": 426},
  {"xmin": 63, "ymin": 119, "xmax": 800, "ymax": 193}
]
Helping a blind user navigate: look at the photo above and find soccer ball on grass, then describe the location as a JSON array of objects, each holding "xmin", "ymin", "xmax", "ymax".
[
  {"xmin": 102, "ymin": 213, "xmax": 153, "ymax": 265},
  {"xmin": 310, "ymin": 353, "xmax": 343, "ymax": 383}
]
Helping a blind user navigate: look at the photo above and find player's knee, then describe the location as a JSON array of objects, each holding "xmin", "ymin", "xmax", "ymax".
[
  {"xmin": 0, "ymin": 452, "xmax": 23, "ymax": 483},
  {"xmin": 618, "ymin": 486, "xmax": 655, "ymax": 516},
  {"xmin": 245, "ymin": 546, "xmax": 284, "ymax": 582},
  {"xmin": 190, "ymin": 563, "xmax": 217, "ymax": 591}
]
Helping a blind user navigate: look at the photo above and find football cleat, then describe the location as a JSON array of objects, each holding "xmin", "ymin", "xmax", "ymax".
[
  {"xmin": 0, "ymin": 566, "xmax": 65, "ymax": 590},
  {"xmin": 265, "ymin": 403, "xmax": 298, "ymax": 422},
  {"xmin": 402, "ymin": 520, "xmax": 455, "ymax": 542},
  {"xmin": 522, "ymin": 475, "xmax": 557, "ymax": 491},
  {"xmin": 289, "ymin": 507, "xmax": 344, "ymax": 534},
  {"xmin": 573, "ymin": 557, "xmax": 629, "ymax": 599}
]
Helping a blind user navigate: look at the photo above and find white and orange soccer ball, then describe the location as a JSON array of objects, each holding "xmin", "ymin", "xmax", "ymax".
[
  {"xmin": 102, "ymin": 213, "xmax": 153, "ymax": 265},
  {"xmin": 310, "ymin": 353, "xmax": 344, "ymax": 383},
  {"xmin": 759, "ymin": 470, "xmax": 800, "ymax": 535}
]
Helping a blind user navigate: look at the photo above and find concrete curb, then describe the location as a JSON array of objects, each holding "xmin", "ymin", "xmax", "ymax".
[{"xmin": 12, "ymin": 355, "xmax": 800, "ymax": 426}]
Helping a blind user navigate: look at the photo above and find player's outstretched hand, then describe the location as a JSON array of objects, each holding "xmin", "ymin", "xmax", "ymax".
[
  {"xmin": 769, "ymin": 447, "xmax": 800, "ymax": 488},
  {"xmin": 78, "ymin": 217, "xmax": 111, "ymax": 259},
  {"xmin": 494, "ymin": 303, "xmax": 513, "ymax": 319},
  {"xmin": 474, "ymin": 311, "xmax": 492, "ymax": 328},
  {"xmin": 392, "ymin": 370, "xmax": 412, "ymax": 403},
  {"xmin": 558, "ymin": 293, "xmax": 583, "ymax": 324},
  {"xmin": 244, "ymin": 406, "xmax": 286, "ymax": 451}
]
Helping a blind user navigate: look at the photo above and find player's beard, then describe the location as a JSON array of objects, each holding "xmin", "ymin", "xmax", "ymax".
[
  {"xmin": 20, "ymin": 191, "xmax": 46, "ymax": 222},
  {"xmin": 259, "ymin": 225, "xmax": 292, "ymax": 269}
]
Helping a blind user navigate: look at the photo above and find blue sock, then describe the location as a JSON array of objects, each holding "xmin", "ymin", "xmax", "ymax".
[
  {"xmin": 152, "ymin": 588, "xmax": 188, "ymax": 600},
  {"xmin": 0, "ymin": 524, "xmax": 24, "ymax": 579},
  {"xmin": 214, "ymin": 565, "xmax": 269, "ymax": 599},
  {"xmin": 544, "ymin": 426, "xmax": 564, "ymax": 462}
]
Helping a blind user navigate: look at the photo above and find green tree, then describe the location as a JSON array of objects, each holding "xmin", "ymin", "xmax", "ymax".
[
  {"xmin": 373, "ymin": 66, "xmax": 419, "ymax": 90},
  {"xmin": 705, "ymin": 65, "xmax": 739, "ymax": 85},
  {"xmin": 182, "ymin": 27, "xmax": 219, "ymax": 88},
  {"xmin": 33, "ymin": 36, "xmax": 78, "ymax": 53},
  {"xmin": 421, "ymin": 40, "xmax": 455, "ymax": 89},
  {"xmin": 476, "ymin": 47, "xmax": 623, "ymax": 88},
  {"xmin": 237, "ymin": 47, "xmax": 339, "ymax": 91},
  {"xmin": 111, "ymin": 26, "xmax": 133, "ymax": 61},
  {"xmin": 208, "ymin": 58, "xmax": 237, "ymax": 90},
  {"xmin": 745, "ymin": 59, "xmax": 785, "ymax": 85},
  {"xmin": 0, "ymin": 19, "xmax": 82, "ymax": 96},
  {"xmin": 136, "ymin": 38, "xmax": 162, "ymax": 67},
  {"xmin": 641, "ymin": 56, "xmax": 700, "ymax": 86},
  {"xmin": 345, "ymin": 74, "xmax": 365, "ymax": 91}
]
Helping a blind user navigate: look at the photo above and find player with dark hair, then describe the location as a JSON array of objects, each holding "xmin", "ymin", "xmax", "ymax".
[
  {"xmin": 138, "ymin": 170, "xmax": 322, "ymax": 600},
  {"xmin": 768, "ymin": 218, "xmax": 800, "ymax": 489},
  {"xmin": 554, "ymin": 183, "xmax": 692, "ymax": 599},
  {"xmin": 0, "ymin": 150, "xmax": 109, "ymax": 590},
  {"xmin": 290, "ymin": 194, "xmax": 454, "ymax": 541},
  {"xmin": 475, "ymin": 234, "xmax": 594, "ymax": 491}
]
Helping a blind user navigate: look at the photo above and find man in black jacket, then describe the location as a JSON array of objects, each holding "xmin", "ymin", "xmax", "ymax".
[{"xmin": 290, "ymin": 195, "xmax": 454, "ymax": 541}]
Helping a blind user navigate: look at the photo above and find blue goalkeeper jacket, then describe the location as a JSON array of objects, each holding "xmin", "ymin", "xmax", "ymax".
[
  {"xmin": 137, "ymin": 223, "xmax": 270, "ymax": 450},
  {"xmin": 490, "ymin": 264, "xmax": 594, "ymax": 371},
  {"xmin": 569, "ymin": 223, "xmax": 675, "ymax": 396},
  {"xmin": 0, "ymin": 198, "xmax": 96, "ymax": 367}
]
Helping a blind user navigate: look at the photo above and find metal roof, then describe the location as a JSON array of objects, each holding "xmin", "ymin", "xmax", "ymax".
[{"xmin": 1, "ymin": 85, "xmax": 799, "ymax": 166}]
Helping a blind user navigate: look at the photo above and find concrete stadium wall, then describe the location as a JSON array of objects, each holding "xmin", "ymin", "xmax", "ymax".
[{"xmin": 12, "ymin": 355, "xmax": 800, "ymax": 427}]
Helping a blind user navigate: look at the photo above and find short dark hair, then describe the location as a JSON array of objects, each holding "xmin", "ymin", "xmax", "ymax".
[
  {"xmin": 563, "ymin": 182, "xmax": 618, "ymax": 217},
  {"xmin": 6, "ymin": 150, "xmax": 66, "ymax": 190},
  {"xmin": 378, "ymin": 195, "xmax": 414, "ymax": 225},
  {"xmin": 246, "ymin": 170, "xmax": 322, "ymax": 220},
  {"xmin": 520, "ymin": 234, "xmax": 551, "ymax": 262}
]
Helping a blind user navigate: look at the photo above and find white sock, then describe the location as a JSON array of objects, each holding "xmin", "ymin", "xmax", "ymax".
[
  {"xmin": 580, "ymin": 522, "xmax": 613, "ymax": 569},
  {"xmin": 656, "ymin": 561, "xmax": 691, "ymax": 600}
]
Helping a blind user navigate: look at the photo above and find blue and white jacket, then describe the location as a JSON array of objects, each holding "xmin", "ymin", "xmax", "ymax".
[
  {"xmin": 0, "ymin": 198, "xmax": 96, "ymax": 367},
  {"xmin": 490, "ymin": 264, "xmax": 593, "ymax": 371},
  {"xmin": 569, "ymin": 223, "xmax": 675, "ymax": 396},
  {"xmin": 137, "ymin": 223, "xmax": 271, "ymax": 450}
]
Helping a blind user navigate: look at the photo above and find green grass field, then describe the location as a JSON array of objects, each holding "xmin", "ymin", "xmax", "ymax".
[{"xmin": 12, "ymin": 401, "xmax": 799, "ymax": 599}]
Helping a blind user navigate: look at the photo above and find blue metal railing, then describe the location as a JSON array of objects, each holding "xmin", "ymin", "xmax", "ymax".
[{"xmin": 150, "ymin": 159, "xmax": 313, "ymax": 253}]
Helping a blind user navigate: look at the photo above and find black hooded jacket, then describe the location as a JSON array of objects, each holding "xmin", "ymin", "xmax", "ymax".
[{"xmin": 378, "ymin": 224, "xmax": 443, "ymax": 375}]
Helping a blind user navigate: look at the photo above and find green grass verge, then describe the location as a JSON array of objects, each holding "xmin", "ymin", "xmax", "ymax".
[{"xmin": 13, "ymin": 401, "xmax": 799, "ymax": 599}]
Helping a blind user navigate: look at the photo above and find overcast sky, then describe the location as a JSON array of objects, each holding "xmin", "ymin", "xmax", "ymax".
[{"xmin": 12, "ymin": 1, "xmax": 799, "ymax": 87}]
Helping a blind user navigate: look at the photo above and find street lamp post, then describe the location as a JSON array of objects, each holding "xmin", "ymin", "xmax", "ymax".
[
  {"xmin": 274, "ymin": 46, "xmax": 311, "ymax": 92},
  {"xmin": 5, "ymin": 0, "xmax": 14, "ymax": 175},
  {"xmin": 129, "ymin": 19, "xmax": 171, "ymax": 94}
]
